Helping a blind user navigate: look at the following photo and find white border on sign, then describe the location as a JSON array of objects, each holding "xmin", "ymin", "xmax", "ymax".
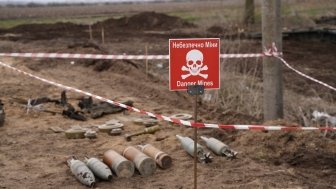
[{"xmin": 169, "ymin": 38, "xmax": 221, "ymax": 91}]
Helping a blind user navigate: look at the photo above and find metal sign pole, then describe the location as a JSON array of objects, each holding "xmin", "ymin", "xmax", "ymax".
[
  {"xmin": 193, "ymin": 93, "xmax": 198, "ymax": 189},
  {"xmin": 187, "ymin": 84, "xmax": 204, "ymax": 189},
  {"xmin": 169, "ymin": 38, "xmax": 220, "ymax": 189}
]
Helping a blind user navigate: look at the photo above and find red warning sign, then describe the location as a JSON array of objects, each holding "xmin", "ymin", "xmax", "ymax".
[{"xmin": 169, "ymin": 38, "xmax": 220, "ymax": 91}]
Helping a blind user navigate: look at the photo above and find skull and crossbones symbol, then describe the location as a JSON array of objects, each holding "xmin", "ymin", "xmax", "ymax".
[{"xmin": 181, "ymin": 49, "xmax": 208, "ymax": 79}]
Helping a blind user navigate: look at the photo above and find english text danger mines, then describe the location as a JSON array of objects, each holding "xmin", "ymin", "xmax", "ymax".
[{"xmin": 177, "ymin": 80, "xmax": 214, "ymax": 87}]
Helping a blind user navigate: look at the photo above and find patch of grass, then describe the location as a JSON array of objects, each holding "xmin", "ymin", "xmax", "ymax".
[
  {"xmin": 168, "ymin": 12, "xmax": 200, "ymax": 23},
  {"xmin": 168, "ymin": 5, "xmax": 242, "ymax": 26},
  {"xmin": 296, "ymin": 7, "xmax": 336, "ymax": 17},
  {"xmin": 253, "ymin": 150, "xmax": 269, "ymax": 162},
  {"xmin": 282, "ymin": 1, "xmax": 336, "ymax": 18}
]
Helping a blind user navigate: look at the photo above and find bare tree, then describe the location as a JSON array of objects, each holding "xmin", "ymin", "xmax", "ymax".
[{"xmin": 244, "ymin": 0, "xmax": 255, "ymax": 26}]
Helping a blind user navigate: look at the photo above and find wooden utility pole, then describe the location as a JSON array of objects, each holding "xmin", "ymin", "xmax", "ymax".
[
  {"xmin": 262, "ymin": 0, "xmax": 283, "ymax": 121},
  {"xmin": 244, "ymin": 0, "xmax": 255, "ymax": 26}
]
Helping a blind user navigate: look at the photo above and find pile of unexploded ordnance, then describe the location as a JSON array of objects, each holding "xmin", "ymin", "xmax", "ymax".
[
  {"xmin": 66, "ymin": 110, "xmax": 336, "ymax": 187},
  {"xmin": 62, "ymin": 114, "xmax": 238, "ymax": 187},
  {"xmin": 0, "ymin": 94, "xmax": 238, "ymax": 187},
  {"xmin": 2, "ymin": 92, "xmax": 336, "ymax": 187},
  {"xmin": 57, "ymin": 110, "xmax": 238, "ymax": 186},
  {"xmin": 67, "ymin": 135, "xmax": 238, "ymax": 187}
]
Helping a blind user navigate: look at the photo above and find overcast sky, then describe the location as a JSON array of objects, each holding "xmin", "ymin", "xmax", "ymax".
[{"xmin": 0, "ymin": 0, "xmax": 162, "ymax": 4}]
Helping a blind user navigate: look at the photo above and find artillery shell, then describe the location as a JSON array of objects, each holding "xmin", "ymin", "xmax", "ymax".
[
  {"xmin": 85, "ymin": 157, "xmax": 112, "ymax": 180},
  {"xmin": 144, "ymin": 125, "xmax": 161, "ymax": 134},
  {"xmin": 124, "ymin": 125, "xmax": 161, "ymax": 141},
  {"xmin": 176, "ymin": 135, "xmax": 213, "ymax": 163},
  {"xmin": 103, "ymin": 150, "xmax": 134, "ymax": 178},
  {"xmin": 123, "ymin": 146, "xmax": 156, "ymax": 176},
  {"xmin": 138, "ymin": 144, "xmax": 172, "ymax": 169},
  {"xmin": 200, "ymin": 136, "xmax": 237, "ymax": 158},
  {"xmin": 200, "ymin": 136, "xmax": 225, "ymax": 155},
  {"xmin": 176, "ymin": 135, "xmax": 204, "ymax": 157},
  {"xmin": 67, "ymin": 158, "xmax": 95, "ymax": 187}
]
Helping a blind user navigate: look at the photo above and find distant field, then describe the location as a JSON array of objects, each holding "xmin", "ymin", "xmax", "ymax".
[
  {"xmin": 0, "ymin": 1, "xmax": 240, "ymax": 19},
  {"xmin": 0, "ymin": 0, "xmax": 335, "ymax": 29}
]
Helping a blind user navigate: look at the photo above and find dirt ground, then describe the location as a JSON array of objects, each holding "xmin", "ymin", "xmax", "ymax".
[{"xmin": 0, "ymin": 11, "xmax": 336, "ymax": 189}]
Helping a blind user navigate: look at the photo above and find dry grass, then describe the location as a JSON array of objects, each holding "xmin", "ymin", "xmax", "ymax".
[
  {"xmin": 208, "ymin": 39, "xmax": 336, "ymax": 126},
  {"xmin": 284, "ymin": 90, "xmax": 336, "ymax": 126},
  {"xmin": 215, "ymin": 40, "xmax": 263, "ymax": 120},
  {"xmin": 218, "ymin": 72, "xmax": 262, "ymax": 119},
  {"xmin": 214, "ymin": 66, "xmax": 336, "ymax": 126}
]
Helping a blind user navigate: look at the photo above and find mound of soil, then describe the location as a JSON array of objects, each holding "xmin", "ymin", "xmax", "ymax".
[
  {"xmin": 11, "ymin": 22, "xmax": 83, "ymax": 33},
  {"xmin": 95, "ymin": 11, "xmax": 195, "ymax": 31},
  {"xmin": 207, "ymin": 25, "xmax": 225, "ymax": 34},
  {"xmin": 315, "ymin": 16, "xmax": 336, "ymax": 25},
  {"xmin": 75, "ymin": 58, "xmax": 193, "ymax": 110},
  {"xmin": 7, "ymin": 22, "xmax": 86, "ymax": 40},
  {"xmin": 233, "ymin": 131, "xmax": 336, "ymax": 170},
  {"xmin": 1, "ymin": 12, "xmax": 195, "ymax": 41}
]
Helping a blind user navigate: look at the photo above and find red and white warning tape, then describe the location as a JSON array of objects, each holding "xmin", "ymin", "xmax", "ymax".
[
  {"xmin": 0, "ymin": 52, "xmax": 281, "ymax": 60},
  {"xmin": 264, "ymin": 43, "xmax": 336, "ymax": 93},
  {"xmin": 0, "ymin": 53, "xmax": 169, "ymax": 60},
  {"xmin": 0, "ymin": 60, "xmax": 335, "ymax": 131},
  {"xmin": 276, "ymin": 55, "xmax": 336, "ymax": 92},
  {"xmin": 2, "ymin": 46, "xmax": 332, "ymax": 92}
]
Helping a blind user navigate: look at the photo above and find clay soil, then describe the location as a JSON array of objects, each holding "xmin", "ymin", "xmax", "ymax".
[{"xmin": 0, "ymin": 11, "xmax": 336, "ymax": 189}]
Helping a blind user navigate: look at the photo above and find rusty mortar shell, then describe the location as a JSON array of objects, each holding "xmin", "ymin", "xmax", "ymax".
[
  {"xmin": 103, "ymin": 150, "xmax": 134, "ymax": 178},
  {"xmin": 124, "ymin": 125, "xmax": 161, "ymax": 141},
  {"xmin": 200, "ymin": 136, "xmax": 237, "ymax": 158},
  {"xmin": 138, "ymin": 144, "xmax": 172, "ymax": 169},
  {"xmin": 85, "ymin": 157, "xmax": 113, "ymax": 181},
  {"xmin": 123, "ymin": 146, "xmax": 156, "ymax": 176},
  {"xmin": 143, "ymin": 125, "xmax": 161, "ymax": 133},
  {"xmin": 67, "ymin": 157, "xmax": 95, "ymax": 187}
]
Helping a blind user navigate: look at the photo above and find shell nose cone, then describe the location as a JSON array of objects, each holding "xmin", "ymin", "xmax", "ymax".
[
  {"xmin": 200, "ymin": 136, "xmax": 208, "ymax": 142},
  {"xmin": 107, "ymin": 175, "xmax": 112, "ymax": 180},
  {"xmin": 176, "ymin": 135, "xmax": 182, "ymax": 140}
]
